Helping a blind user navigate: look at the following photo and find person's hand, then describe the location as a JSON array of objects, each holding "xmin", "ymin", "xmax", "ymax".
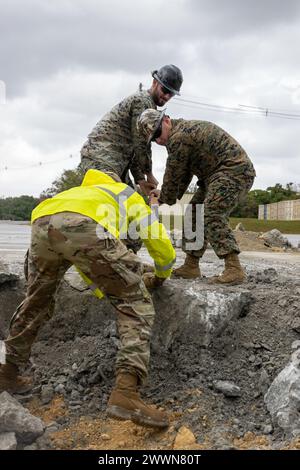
[
  {"xmin": 149, "ymin": 194, "xmax": 159, "ymax": 206},
  {"xmin": 146, "ymin": 172, "xmax": 159, "ymax": 188},
  {"xmin": 138, "ymin": 179, "xmax": 156, "ymax": 196},
  {"xmin": 149, "ymin": 189, "xmax": 160, "ymax": 198},
  {"xmin": 148, "ymin": 189, "xmax": 161, "ymax": 206},
  {"xmin": 142, "ymin": 273, "xmax": 165, "ymax": 289}
]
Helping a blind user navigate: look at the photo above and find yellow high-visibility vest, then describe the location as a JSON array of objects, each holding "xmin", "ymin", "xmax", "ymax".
[{"xmin": 32, "ymin": 170, "xmax": 176, "ymax": 298}]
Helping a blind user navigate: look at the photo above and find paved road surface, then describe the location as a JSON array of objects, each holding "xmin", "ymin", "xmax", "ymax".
[
  {"xmin": 0, "ymin": 221, "xmax": 30, "ymax": 253},
  {"xmin": 0, "ymin": 221, "xmax": 299, "ymax": 277}
]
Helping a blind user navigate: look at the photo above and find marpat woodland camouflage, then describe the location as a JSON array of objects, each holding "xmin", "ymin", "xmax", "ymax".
[
  {"xmin": 80, "ymin": 90, "xmax": 156, "ymax": 183},
  {"xmin": 159, "ymin": 119, "xmax": 256, "ymax": 258}
]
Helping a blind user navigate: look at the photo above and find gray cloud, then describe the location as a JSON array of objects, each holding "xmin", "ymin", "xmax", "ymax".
[
  {"xmin": 188, "ymin": 0, "xmax": 300, "ymax": 34},
  {"xmin": 2, "ymin": 0, "xmax": 300, "ymax": 96},
  {"xmin": 0, "ymin": 0, "xmax": 300, "ymax": 196}
]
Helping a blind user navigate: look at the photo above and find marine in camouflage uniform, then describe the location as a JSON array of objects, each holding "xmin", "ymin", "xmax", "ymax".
[
  {"xmin": 0, "ymin": 170, "xmax": 176, "ymax": 428},
  {"xmin": 138, "ymin": 110, "xmax": 256, "ymax": 283},
  {"xmin": 80, "ymin": 90, "xmax": 156, "ymax": 186},
  {"xmin": 80, "ymin": 65, "xmax": 183, "ymax": 254},
  {"xmin": 80, "ymin": 65, "xmax": 183, "ymax": 187},
  {"xmin": 80, "ymin": 90, "xmax": 156, "ymax": 254},
  {"xmin": 159, "ymin": 119, "xmax": 256, "ymax": 256}
]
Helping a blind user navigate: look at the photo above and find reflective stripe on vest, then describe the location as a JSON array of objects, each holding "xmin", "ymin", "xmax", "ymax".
[
  {"xmin": 155, "ymin": 258, "xmax": 176, "ymax": 272},
  {"xmin": 98, "ymin": 186, "xmax": 135, "ymax": 224},
  {"xmin": 138, "ymin": 211, "xmax": 159, "ymax": 230},
  {"xmin": 76, "ymin": 267, "xmax": 105, "ymax": 299},
  {"xmin": 98, "ymin": 186, "xmax": 135, "ymax": 205}
]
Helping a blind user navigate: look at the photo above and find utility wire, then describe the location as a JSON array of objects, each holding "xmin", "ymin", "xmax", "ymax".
[
  {"xmin": 172, "ymin": 97, "xmax": 300, "ymax": 121},
  {"xmin": 0, "ymin": 154, "xmax": 79, "ymax": 172},
  {"xmin": 2, "ymin": 93, "xmax": 299, "ymax": 172}
]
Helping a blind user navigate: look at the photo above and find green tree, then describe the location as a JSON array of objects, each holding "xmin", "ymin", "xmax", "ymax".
[
  {"xmin": 0, "ymin": 195, "xmax": 40, "ymax": 221},
  {"xmin": 40, "ymin": 167, "xmax": 84, "ymax": 198},
  {"xmin": 266, "ymin": 183, "xmax": 299, "ymax": 203},
  {"xmin": 231, "ymin": 183, "xmax": 299, "ymax": 218}
]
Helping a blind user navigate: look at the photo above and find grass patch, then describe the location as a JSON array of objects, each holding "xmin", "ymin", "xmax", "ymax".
[{"xmin": 160, "ymin": 215, "xmax": 300, "ymax": 234}]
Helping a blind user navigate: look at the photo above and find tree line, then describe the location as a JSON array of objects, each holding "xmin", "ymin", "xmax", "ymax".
[{"xmin": 0, "ymin": 168, "xmax": 299, "ymax": 220}]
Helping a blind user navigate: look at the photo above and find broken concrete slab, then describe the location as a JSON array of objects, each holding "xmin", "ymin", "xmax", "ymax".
[
  {"xmin": 264, "ymin": 348, "xmax": 300, "ymax": 437},
  {"xmin": 151, "ymin": 279, "xmax": 252, "ymax": 348},
  {"xmin": 0, "ymin": 392, "xmax": 44, "ymax": 444},
  {"xmin": 259, "ymin": 229, "xmax": 290, "ymax": 248},
  {"xmin": 0, "ymin": 432, "xmax": 17, "ymax": 450},
  {"xmin": 32, "ymin": 274, "xmax": 251, "ymax": 351}
]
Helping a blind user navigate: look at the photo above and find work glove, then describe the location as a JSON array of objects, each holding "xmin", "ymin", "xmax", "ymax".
[{"xmin": 142, "ymin": 273, "xmax": 165, "ymax": 289}]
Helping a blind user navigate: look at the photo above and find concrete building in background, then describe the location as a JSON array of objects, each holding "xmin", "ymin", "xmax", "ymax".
[{"xmin": 259, "ymin": 199, "xmax": 300, "ymax": 220}]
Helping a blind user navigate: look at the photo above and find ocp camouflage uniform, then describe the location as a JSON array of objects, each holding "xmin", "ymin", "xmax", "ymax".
[
  {"xmin": 5, "ymin": 170, "xmax": 175, "ymax": 385},
  {"xmin": 159, "ymin": 119, "xmax": 256, "ymax": 258},
  {"xmin": 80, "ymin": 90, "xmax": 156, "ymax": 184}
]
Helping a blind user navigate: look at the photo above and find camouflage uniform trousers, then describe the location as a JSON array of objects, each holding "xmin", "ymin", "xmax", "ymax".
[
  {"xmin": 6, "ymin": 212, "xmax": 155, "ymax": 384},
  {"xmin": 182, "ymin": 172, "xmax": 255, "ymax": 258}
]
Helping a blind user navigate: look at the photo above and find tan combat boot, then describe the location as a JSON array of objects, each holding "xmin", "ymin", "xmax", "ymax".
[
  {"xmin": 172, "ymin": 254, "xmax": 201, "ymax": 279},
  {"xmin": 208, "ymin": 253, "xmax": 246, "ymax": 285},
  {"xmin": 107, "ymin": 372, "xmax": 169, "ymax": 428},
  {"xmin": 0, "ymin": 363, "xmax": 33, "ymax": 394}
]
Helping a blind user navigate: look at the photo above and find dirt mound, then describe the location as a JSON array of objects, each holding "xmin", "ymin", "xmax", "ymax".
[
  {"xmin": 234, "ymin": 230, "xmax": 294, "ymax": 252},
  {"xmin": 1, "ymin": 252, "xmax": 300, "ymax": 450}
]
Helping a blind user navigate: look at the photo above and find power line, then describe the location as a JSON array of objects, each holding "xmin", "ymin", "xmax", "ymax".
[
  {"xmin": 0, "ymin": 154, "xmax": 79, "ymax": 172},
  {"xmin": 238, "ymin": 103, "xmax": 300, "ymax": 119},
  {"xmin": 172, "ymin": 97, "xmax": 300, "ymax": 121}
]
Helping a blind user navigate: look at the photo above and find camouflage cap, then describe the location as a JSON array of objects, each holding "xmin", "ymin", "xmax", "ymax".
[{"xmin": 137, "ymin": 108, "xmax": 166, "ymax": 146}]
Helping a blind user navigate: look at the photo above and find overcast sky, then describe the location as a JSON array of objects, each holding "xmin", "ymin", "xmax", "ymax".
[{"xmin": 1, "ymin": 0, "xmax": 300, "ymax": 197}]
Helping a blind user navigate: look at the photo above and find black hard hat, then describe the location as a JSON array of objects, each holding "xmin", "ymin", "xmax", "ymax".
[{"xmin": 151, "ymin": 64, "xmax": 183, "ymax": 96}]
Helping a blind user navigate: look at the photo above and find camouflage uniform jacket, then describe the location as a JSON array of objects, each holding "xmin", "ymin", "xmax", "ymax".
[
  {"xmin": 81, "ymin": 90, "xmax": 156, "ymax": 182},
  {"xmin": 159, "ymin": 119, "xmax": 256, "ymax": 205}
]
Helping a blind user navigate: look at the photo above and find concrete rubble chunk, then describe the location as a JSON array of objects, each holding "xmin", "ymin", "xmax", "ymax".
[
  {"xmin": 291, "ymin": 319, "xmax": 300, "ymax": 334},
  {"xmin": 292, "ymin": 341, "xmax": 300, "ymax": 350},
  {"xmin": 24, "ymin": 443, "xmax": 39, "ymax": 450},
  {"xmin": 0, "ymin": 432, "xmax": 17, "ymax": 450},
  {"xmin": 0, "ymin": 392, "xmax": 44, "ymax": 444},
  {"xmin": 40, "ymin": 384, "xmax": 54, "ymax": 405},
  {"xmin": 234, "ymin": 222, "xmax": 246, "ymax": 231},
  {"xmin": 0, "ymin": 272, "xmax": 19, "ymax": 286},
  {"xmin": 259, "ymin": 229, "xmax": 290, "ymax": 248},
  {"xmin": 264, "ymin": 348, "xmax": 300, "ymax": 437},
  {"xmin": 213, "ymin": 380, "xmax": 241, "ymax": 397}
]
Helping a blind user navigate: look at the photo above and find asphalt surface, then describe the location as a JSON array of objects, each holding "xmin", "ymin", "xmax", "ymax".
[{"xmin": 0, "ymin": 221, "xmax": 299, "ymax": 275}]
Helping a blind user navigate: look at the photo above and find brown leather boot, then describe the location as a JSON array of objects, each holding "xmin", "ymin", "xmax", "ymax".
[
  {"xmin": 172, "ymin": 254, "xmax": 201, "ymax": 279},
  {"xmin": 208, "ymin": 253, "xmax": 246, "ymax": 285},
  {"xmin": 0, "ymin": 363, "xmax": 33, "ymax": 394},
  {"xmin": 107, "ymin": 372, "xmax": 169, "ymax": 428}
]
